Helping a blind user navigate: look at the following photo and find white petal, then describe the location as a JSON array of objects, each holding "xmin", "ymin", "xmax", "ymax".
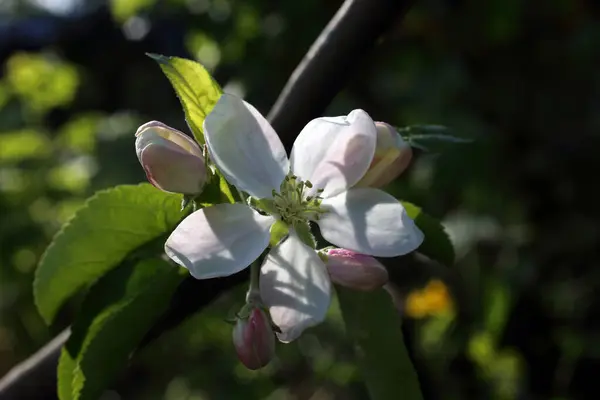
[
  {"xmin": 317, "ymin": 188, "xmax": 424, "ymax": 257},
  {"xmin": 290, "ymin": 109, "xmax": 377, "ymax": 198},
  {"xmin": 141, "ymin": 142, "xmax": 206, "ymax": 194},
  {"xmin": 260, "ymin": 233, "xmax": 331, "ymax": 343},
  {"xmin": 165, "ymin": 203, "xmax": 275, "ymax": 279},
  {"xmin": 204, "ymin": 94, "xmax": 289, "ymax": 198},
  {"xmin": 135, "ymin": 121, "xmax": 202, "ymax": 157}
]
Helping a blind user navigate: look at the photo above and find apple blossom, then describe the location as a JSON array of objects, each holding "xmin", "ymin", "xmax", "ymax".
[
  {"xmin": 356, "ymin": 121, "xmax": 413, "ymax": 188},
  {"xmin": 135, "ymin": 121, "xmax": 207, "ymax": 194},
  {"xmin": 325, "ymin": 248, "xmax": 388, "ymax": 291},
  {"xmin": 164, "ymin": 94, "xmax": 424, "ymax": 342}
]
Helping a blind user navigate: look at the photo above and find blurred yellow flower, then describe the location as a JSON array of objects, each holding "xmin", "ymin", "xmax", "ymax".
[{"xmin": 405, "ymin": 279, "xmax": 454, "ymax": 318}]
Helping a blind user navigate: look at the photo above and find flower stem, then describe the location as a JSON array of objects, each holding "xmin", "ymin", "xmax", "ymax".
[
  {"xmin": 337, "ymin": 287, "xmax": 423, "ymax": 400},
  {"xmin": 246, "ymin": 261, "xmax": 261, "ymax": 304}
]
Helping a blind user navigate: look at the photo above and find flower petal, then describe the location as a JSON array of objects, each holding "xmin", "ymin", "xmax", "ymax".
[
  {"xmin": 165, "ymin": 203, "xmax": 275, "ymax": 279},
  {"xmin": 325, "ymin": 248, "xmax": 389, "ymax": 291},
  {"xmin": 135, "ymin": 121, "xmax": 202, "ymax": 157},
  {"xmin": 204, "ymin": 94, "xmax": 289, "ymax": 198},
  {"xmin": 140, "ymin": 141, "xmax": 206, "ymax": 194},
  {"xmin": 290, "ymin": 109, "xmax": 377, "ymax": 198},
  {"xmin": 260, "ymin": 233, "xmax": 331, "ymax": 343},
  {"xmin": 317, "ymin": 188, "xmax": 424, "ymax": 257}
]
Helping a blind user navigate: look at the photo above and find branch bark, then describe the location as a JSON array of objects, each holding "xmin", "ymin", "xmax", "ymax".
[
  {"xmin": 0, "ymin": 0, "xmax": 415, "ymax": 398},
  {"xmin": 268, "ymin": 0, "xmax": 415, "ymax": 150},
  {"xmin": 0, "ymin": 330, "xmax": 69, "ymax": 399}
]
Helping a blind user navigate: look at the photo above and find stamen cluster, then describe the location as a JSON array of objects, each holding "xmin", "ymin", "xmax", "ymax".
[{"xmin": 271, "ymin": 174, "xmax": 326, "ymax": 225}]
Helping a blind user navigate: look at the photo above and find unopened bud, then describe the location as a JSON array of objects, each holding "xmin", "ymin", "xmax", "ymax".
[
  {"xmin": 325, "ymin": 248, "xmax": 388, "ymax": 291},
  {"xmin": 357, "ymin": 122, "xmax": 412, "ymax": 188},
  {"xmin": 232, "ymin": 307, "xmax": 275, "ymax": 370},
  {"xmin": 135, "ymin": 121, "xmax": 207, "ymax": 194}
]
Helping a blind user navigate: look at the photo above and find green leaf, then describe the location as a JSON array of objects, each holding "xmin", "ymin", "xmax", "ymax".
[
  {"xmin": 401, "ymin": 201, "xmax": 455, "ymax": 266},
  {"xmin": 34, "ymin": 184, "xmax": 184, "ymax": 324},
  {"xmin": 58, "ymin": 259, "xmax": 186, "ymax": 400},
  {"xmin": 218, "ymin": 173, "xmax": 236, "ymax": 204},
  {"xmin": 148, "ymin": 53, "xmax": 222, "ymax": 144},
  {"xmin": 57, "ymin": 345, "xmax": 77, "ymax": 400},
  {"xmin": 397, "ymin": 125, "xmax": 472, "ymax": 153},
  {"xmin": 293, "ymin": 220, "xmax": 316, "ymax": 249},
  {"xmin": 337, "ymin": 287, "xmax": 424, "ymax": 400},
  {"xmin": 198, "ymin": 172, "xmax": 236, "ymax": 207},
  {"xmin": 269, "ymin": 220, "xmax": 289, "ymax": 247},
  {"xmin": 0, "ymin": 129, "xmax": 51, "ymax": 162}
]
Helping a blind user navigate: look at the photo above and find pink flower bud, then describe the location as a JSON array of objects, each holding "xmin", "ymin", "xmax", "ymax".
[
  {"xmin": 135, "ymin": 121, "xmax": 207, "ymax": 194},
  {"xmin": 325, "ymin": 248, "xmax": 389, "ymax": 291},
  {"xmin": 232, "ymin": 307, "xmax": 275, "ymax": 370},
  {"xmin": 356, "ymin": 122, "xmax": 413, "ymax": 188}
]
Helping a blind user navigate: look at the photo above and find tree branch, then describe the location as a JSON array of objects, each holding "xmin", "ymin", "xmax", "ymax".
[
  {"xmin": 268, "ymin": 0, "xmax": 415, "ymax": 150},
  {"xmin": 0, "ymin": 0, "xmax": 415, "ymax": 398},
  {"xmin": 0, "ymin": 329, "xmax": 69, "ymax": 399}
]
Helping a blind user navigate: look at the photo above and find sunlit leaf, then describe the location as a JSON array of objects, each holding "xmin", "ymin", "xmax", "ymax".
[
  {"xmin": 110, "ymin": 0, "xmax": 156, "ymax": 23},
  {"xmin": 6, "ymin": 52, "xmax": 79, "ymax": 114},
  {"xmin": 218, "ymin": 173, "xmax": 236, "ymax": 203},
  {"xmin": 47, "ymin": 157, "xmax": 96, "ymax": 194},
  {"xmin": 0, "ymin": 129, "xmax": 51, "ymax": 162},
  {"xmin": 401, "ymin": 201, "xmax": 455, "ymax": 266},
  {"xmin": 34, "ymin": 184, "xmax": 184, "ymax": 324},
  {"xmin": 57, "ymin": 114, "xmax": 103, "ymax": 154},
  {"xmin": 148, "ymin": 54, "xmax": 223, "ymax": 144},
  {"xmin": 58, "ymin": 348, "xmax": 77, "ymax": 400},
  {"xmin": 58, "ymin": 259, "xmax": 186, "ymax": 400},
  {"xmin": 185, "ymin": 31, "xmax": 222, "ymax": 70}
]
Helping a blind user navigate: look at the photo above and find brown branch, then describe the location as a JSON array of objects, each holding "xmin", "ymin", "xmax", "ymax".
[{"xmin": 0, "ymin": 0, "xmax": 415, "ymax": 398}]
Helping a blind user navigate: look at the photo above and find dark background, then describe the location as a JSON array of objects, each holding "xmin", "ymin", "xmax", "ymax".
[{"xmin": 1, "ymin": 0, "xmax": 599, "ymax": 399}]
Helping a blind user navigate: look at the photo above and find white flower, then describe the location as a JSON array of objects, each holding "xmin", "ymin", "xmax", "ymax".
[{"xmin": 165, "ymin": 94, "xmax": 424, "ymax": 342}]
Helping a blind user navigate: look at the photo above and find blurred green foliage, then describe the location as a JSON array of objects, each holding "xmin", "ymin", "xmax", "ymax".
[{"xmin": 1, "ymin": 0, "xmax": 599, "ymax": 399}]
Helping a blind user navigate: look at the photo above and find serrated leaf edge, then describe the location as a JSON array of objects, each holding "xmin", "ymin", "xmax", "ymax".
[
  {"xmin": 34, "ymin": 183, "xmax": 178, "ymax": 324},
  {"xmin": 148, "ymin": 53, "xmax": 223, "ymax": 144}
]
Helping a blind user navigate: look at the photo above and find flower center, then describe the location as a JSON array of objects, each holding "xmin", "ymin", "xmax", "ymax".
[{"xmin": 272, "ymin": 174, "xmax": 326, "ymax": 225}]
